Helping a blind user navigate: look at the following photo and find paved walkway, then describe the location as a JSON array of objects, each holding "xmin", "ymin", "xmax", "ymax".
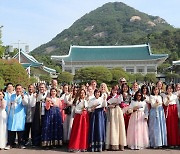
[{"xmin": 0, "ymin": 147, "xmax": 179, "ymax": 154}]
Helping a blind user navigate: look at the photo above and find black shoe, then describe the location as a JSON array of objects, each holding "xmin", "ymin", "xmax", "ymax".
[{"xmin": 19, "ymin": 145, "xmax": 26, "ymax": 149}]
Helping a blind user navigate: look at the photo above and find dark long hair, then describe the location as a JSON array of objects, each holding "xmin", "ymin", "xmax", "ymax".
[
  {"xmin": 133, "ymin": 90, "xmax": 144, "ymax": 101},
  {"xmin": 141, "ymin": 85, "xmax": 150, "ymax": 96}
]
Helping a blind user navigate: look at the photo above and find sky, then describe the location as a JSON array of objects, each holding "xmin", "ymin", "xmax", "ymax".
[{"xmin": 0, "ymin": 0, "xmax": 180, "ymax": 52}]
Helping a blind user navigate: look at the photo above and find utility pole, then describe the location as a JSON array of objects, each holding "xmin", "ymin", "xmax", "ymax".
[{"xmin": 12, "ymin": 40, "xmax": 26, "ymax": 63}]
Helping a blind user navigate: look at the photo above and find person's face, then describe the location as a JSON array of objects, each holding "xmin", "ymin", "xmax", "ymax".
[
  {"xmin": 80, "ymin": 90, "xmax": 85, "ymax": 99},
  {"xmin": 73, "ymin": 88, "xmax": 78, "ymax": 95},
  {"xmin": 167, "ymin": 86, "xmax": 173, "ymax": 94},
  {"xmin": 136, "ymin": 93, "xmax": 142, "ymax": 101},
  {"xmin": 88, "ymin": 86, "xmax": 93, "ymax": 94},
  {"xmin": 133, "ymin": 83, "xmax": 138, "ymax": 91},
  {"xmin": 101, "ymin": 85, "xmax": 106, "ymax": 93},
  {"xmin": 123, "ymin": 85, "xmax": 128, "ymax": 92},
  {"xmin": 63, "ymin": 85, "xmax": 69, "ymax": 93},
  {"xmin": 120, "ymin": 80, "xmax": 126, "ymax": 85},
  {"xmin": 157, "ymin": 82, "xmax": 163, "ymax": 89},
  {"xmin": 28, "ymin": 85, "xmax": 34, "ymax": 93},
  {"xmin": 91, "ymin": 82, "xmax": 97, "ymax": 89},
  {"xmin": 52, "ymin": 80, "xmax": 57, "ymax": 87},
  {"xmin": 39, "ymin": 85, "xmax": 46, "ymax": 93},
  {"xmin": 154, "ymin": 87, "xmax": 159, "ymax": 95},
  {"xmin": 7, "ymin": 84, "xmax": 14, "ymax": 93},
  {"xmin": 176, "ymin": 84, "xmax": 180, "ymax": 92},
  {"xmin": 142, "ymin": 87, "xmax": 147, "ymax": 94},
  {"xmin": 0, "ymin": 92, "xmax": 4, "ymax": 99},
  {"xmin": 51, "ymin": 89, "xmax": 57, "ymax": 97},
  {"xmin": 95, "ymin": 91, "xmax": 101, "ymax": 98},
  {"xmin": 112, "ymin": 89, "xmax": 117, "ymax": 96},
  {"xmin": 16, "ymin": 86, "xmax": 22, "ymax": 95}
]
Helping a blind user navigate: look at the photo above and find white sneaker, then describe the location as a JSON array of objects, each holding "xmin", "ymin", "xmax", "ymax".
[{"xmin": 4, "ymin": 145, "xmax": 11, "ymax": 150}]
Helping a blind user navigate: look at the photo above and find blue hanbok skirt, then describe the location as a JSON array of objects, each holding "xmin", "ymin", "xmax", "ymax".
[
  {"xmin": 89, "ymin": 108, "xmax": 106, "ymax": 152},
  {"xmin": 41, "ymin": 106, "xmax": 63, "ymax": 146},
  {"xmin": 149, "ymin": 106, "xmax": 167, "ymax": 147}
]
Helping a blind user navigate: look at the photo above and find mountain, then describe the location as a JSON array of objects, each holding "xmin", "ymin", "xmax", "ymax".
[{"xmin": 31, "ymin": 2, "xmax": 174, "ymax": 56}]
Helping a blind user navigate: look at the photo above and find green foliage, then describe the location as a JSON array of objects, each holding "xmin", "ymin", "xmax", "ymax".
[
  {"xmin": 144, "ymin": 73, "xmax": 158, "ymax": 83},
  {"xmin": 109, "ymin": 67, "xmax": 129, "ymax": 85},
  {"xmin": 0, "ymin": 76, "xmax": 5, "ymax": 89},
  {"xmin": 74, "ymin": 66, "xmax": 112, "ymax": 84},
  {"xmin": 57, "ymin": 71, "xmax": 74, "ymax": 84},
  {"xmin": 54, "ymin": 66, "xmax": 62, "ymax": 73},
  {"xmin": 29, "ymin": 77, "xmax": 38, "ymax": 84},
  {"xmin": 0, "ymin": 45, "xmax": 6, "ymax": 58},
  {"xmin": 134, "ymin": 73, "xmax": 144, "ymax": 82},
  {"xmin": 157, "ymin": 63, "xmax": 171, "ymax": 73},
  {"xmin": 128, "ymin": 73, "xmax": 136, "ymax": 83},
  {"xmin": 9, "ymin": 48, "xmax": 18, "ymax": 57},
  {"xmin": 0, "ymin": 59, "xmax": 29, "ymax": 87},
  {"xmin": 39, "ymin": 74, "xmax": 51, "ymax": 84}
]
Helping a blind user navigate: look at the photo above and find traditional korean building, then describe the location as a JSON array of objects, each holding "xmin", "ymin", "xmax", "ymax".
[
  {"xmin": 51, "ymin": 44, "xmax": 168, "ymax": 75},
  {"xmin": 13, "ymin": 50, "xmax": 56, "ymax": 77}
]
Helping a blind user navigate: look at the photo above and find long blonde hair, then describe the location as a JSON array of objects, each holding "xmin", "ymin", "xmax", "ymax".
[{"xmin": 99, "ymin": 83, "xmax": 109, "ymax": 94}]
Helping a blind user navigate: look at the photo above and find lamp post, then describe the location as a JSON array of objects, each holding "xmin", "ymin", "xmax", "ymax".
[{"xmin": 12, "ymin": 40, "xmax": 26, "ymax": 63}]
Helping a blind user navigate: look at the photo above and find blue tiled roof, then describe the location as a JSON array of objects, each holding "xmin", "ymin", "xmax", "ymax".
[{"xmin": 57, "ymin": 44, "xmax": 168, "ymax": 62}]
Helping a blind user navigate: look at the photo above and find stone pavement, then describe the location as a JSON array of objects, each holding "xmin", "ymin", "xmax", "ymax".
[{"xmin": 0, "ymin": 147, "xmax": 179, "ymax": 154}]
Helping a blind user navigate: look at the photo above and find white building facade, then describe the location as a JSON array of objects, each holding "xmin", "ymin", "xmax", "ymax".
[{"xmin": 51, "ymin": 44, "xmax": 168, "ymax": 75}]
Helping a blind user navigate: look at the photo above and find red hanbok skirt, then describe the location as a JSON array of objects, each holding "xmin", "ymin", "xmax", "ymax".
[
  {"xmin": 68, "ymin": 110, "xmax": 89, "ymax": 150},
  {"xmin": 164, "ymin": 104, "xmax": 179, "ymax": 146}
]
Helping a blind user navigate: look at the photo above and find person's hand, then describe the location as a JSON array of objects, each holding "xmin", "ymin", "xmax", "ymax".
[
  {"xmin": 21, "ymin": 93, "xmax": 24, "ymax": 99},
  {"xmin": 108, "ymin": 104, "xmax": 115, "ymax": 108},
  {"xmin": 33, "ymin": 93, "xmax": 37, "ymax": 98},
  {"xmin": 133, "ymin": 106, "xmax": 139, "ymax": 111},
  {"xmin": 144, "ymin": 117, "xmax": 148, "ymax": 121}
]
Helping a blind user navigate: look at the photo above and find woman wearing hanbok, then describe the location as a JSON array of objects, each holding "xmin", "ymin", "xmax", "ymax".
[
  {"xmin": 130, "ymin": 82, "xmax": 139, "ymax": 99},
  {"xmin": 106, "ymin": 86, "xmax": 126, "ymax": 151},
  {"xmin": 63, "ymin": 87, "xmax": 78, "ymax": 143},
  {"xmin": 127, "ymin": 91, "xmax": 149, "ymax": 150},
  {"xmin": 0, "ymin": 90, "xmax": 7, "ymax": 150},
  {"xmin": 88, "ymin": 89, "xmax": 107, "ymax": 152},
  {"xmin": 99, "ymin": 83, "xmax": 109, "ymax": 100},
  {"xmin": 163, "ymin": 84, "xmax": 179, "ymax": 147},
  {"xmin": 60, "ymin": 84, "xmax": 70, "ymax": 122},
  {"xmin": 156, "ymin": 80, "xmax": 166, "ymax": 97},
  {"xmin": 41, "ymin": 88, "xmax": 63, "ymax": 147},
  {"xmin": 174, "ymin": 83, "xmax": 180, "ymax": 145},
  {"xmin": 119, "ymin": 83, "xmax": 131, "ymax": 133},
  {"xmin": 141, "ymin": 85, "xmax": 150, "ymax": 111},
  {"xmin": 68, "ymin": 89, "xmax": 89, "ymax": 152},
  {"xmin": 149, "ymin": 86, "xmax": 167, "ymax": 148}
]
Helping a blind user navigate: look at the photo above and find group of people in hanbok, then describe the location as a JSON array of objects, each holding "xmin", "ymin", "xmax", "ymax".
[{"xmin": 0, "ymin": 78, "xmax": 180, "ymax": 152}]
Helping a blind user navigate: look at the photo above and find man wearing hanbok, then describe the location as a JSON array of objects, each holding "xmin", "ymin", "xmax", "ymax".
[
  {"xmin": 5, "ymin": 84, "xmax": 28, "ymax": 149},
  {"xmin": 4, "ymin": 83, "xmax": 15, "ymax": 106},
  {"xmin": 23, "ymin": 84, "xmax": 37, "ymax": 146},
  {"xmin": 32, "ymin": 83, "xmax": 47, "ymax": 146}
]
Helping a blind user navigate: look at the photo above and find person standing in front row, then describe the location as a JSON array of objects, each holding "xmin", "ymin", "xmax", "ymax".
[
  {"xmin": 0, "ymin": 90, "xmax": 7, "ymax": 150},
  {"xmin": 163, "ymin": 84, "xmax": 179, "ymax": 147},
  {"xmin": 106, "ymin": 86, "xmax": 127, "ymax": 151},
  {"xmin": 68, "ymin": 89, "xmax": 89, "ymax": 152},
  {"xmin": 149, "ymin": 86, "xmax": 167, "ymax": 148},
  {"xmin": 32, "ymin": 83, "xmax": 47, "ymax": 146},
  {"xmin": 23, "ymin": 84, "xmax": 37, "ymax": 146},
  {"xmin": 88, "ymin": 89, "xmax": 107, "ymax": 152},
  {"xmin": 127, "ymin": 90, "xmax": 149, "ymax": 150},
  {"xmin": 5, "ymin": 84, "xmax": 28, "ymax": 150},
  {"xmin": 41, "ymin": 88, "xmax": 63, "ymax": 148}
]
